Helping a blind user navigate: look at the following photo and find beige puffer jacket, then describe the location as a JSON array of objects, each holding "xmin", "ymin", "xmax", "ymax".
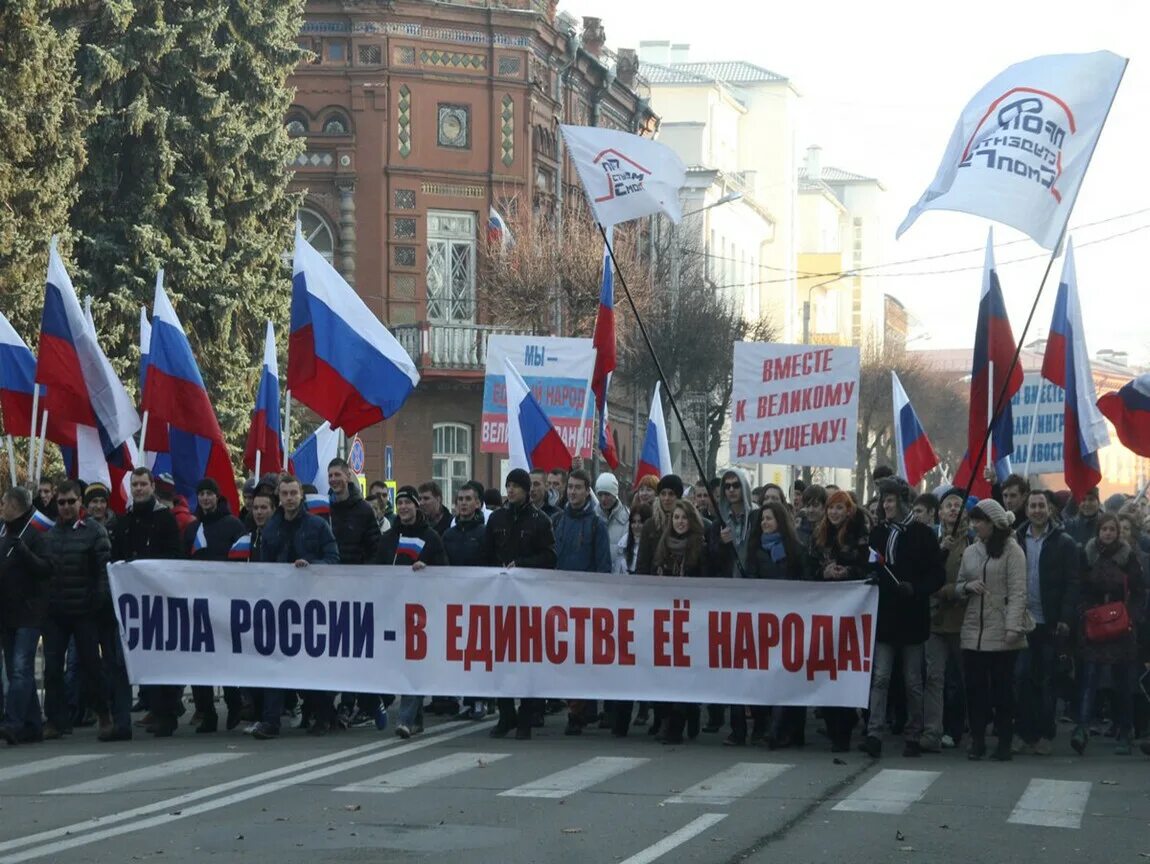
[{"xmin": 955, "ymin": 536, "xmax": 1028, "ymax": 652}]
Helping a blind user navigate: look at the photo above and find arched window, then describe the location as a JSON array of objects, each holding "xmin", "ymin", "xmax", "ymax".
[
  {"xmin": 322, "ymin": 113, "xmax": 349, "ymax": 134},
  {"xmin": 299, "ymin": 207, "xmax": 335, "ymax": 264},
  {"xmin": 286, "ymin": 113, "xmax": 308, "ymax": 136},
  {"xmin": 432, "ymin": 423, "xmax": 472, "ymax": 505}
]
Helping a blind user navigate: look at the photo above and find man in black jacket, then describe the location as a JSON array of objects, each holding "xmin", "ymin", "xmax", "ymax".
[
  {"xmin": 42, "ymin": 480, "xmax": 114, "ymax": 741},
  {"xmin": 328, "ymin": 458, "xmax": 383, "ymax": 728},
  {"xmin": 862, "ymin": 478, "xmax": 946, "ymax": 759},
  {"xmin": 0, "ymin": 487, "xmax": 53, "ymax": 744},
  {"xmin": 442, "ymin": 481, "xmax": 488, "ymax": 720},
  {"xmin": 417, "ymin": 481, "xmax": 454, "ymax": 537},
  {"xmin": 183, "ymin": 478, "xmax": 247, "ymax": 733},
  {"xmin": 113, "ymin": 467, "xmax": 187, "ymax": 736},
  {"xmin": 1014, "ymin": 489, "xmax": 1080, "ymax": 755},
  {"xmin": 481, "ymin": 468, "xmax": 557, "ymax": 740}
]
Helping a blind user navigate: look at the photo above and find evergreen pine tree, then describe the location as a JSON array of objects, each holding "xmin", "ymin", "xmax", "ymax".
[
  {"xmin": 69, "ymin": 0, "xmax": 305, "ymax": 452},
  {"xmin": 0, "ymin": 0, "xmax": 87, "ymax": 340}
]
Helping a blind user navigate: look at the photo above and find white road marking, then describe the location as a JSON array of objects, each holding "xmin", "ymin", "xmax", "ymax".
[
  {"xmin": 832, "ymin": 768, "xmax": 941, "ymax": 815},
  {"xmin": 0, "ymin": 756, "xmax": 110, "ymax": 784},
  {"xmin": 333, "ymin": 751, "xmax": 509, "ymax": 794},
  {"xmin": 617, "ymin": 813, "xmax": 728, "ymax": 864},
  {"xmin": 43, "ymin": 753, "xmax": 247, "ymax": 795},
  {"xmin": 498, "ymin": 756, "xmax": 648, "ymax": 799},
  {"xmin": 1007, "ymin": 778, "xmax": 1092, "ymax": 829},
  {"xmin": 663, "ymin": 762, "xmax": 793, "ymax": 806},
  {"xmin": 0, "ymin": 721, "xmax": 490, "ymax": 863}
]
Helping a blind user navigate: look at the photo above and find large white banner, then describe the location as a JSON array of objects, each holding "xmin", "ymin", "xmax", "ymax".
[
  {"xmin": 730, "ymin": 342, "xmax": 860, "ymax": 468},
  {"xmin": 1011, "ymin": 372, "xmax": 1066, "ymax": 475},
  {"xmin": 481, "ymin": 335, "xmax": 595, "ymax": 458},
  {"xmin": 109, "ymin": 561, "xmax": 879, "ymax": 708}
]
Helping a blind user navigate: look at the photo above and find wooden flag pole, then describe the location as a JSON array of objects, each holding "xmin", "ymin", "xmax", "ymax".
[
  {"xmin": 282, "ymin": 389, "xmax": 292, "ymax": 468},
  {"xmin": 26, "ymin": 386, "xmax": 39, "ymax": 480},
  {"xmin": 6, "ymin": 435, "xmax": 16, "ymax": 487},
  {"xmin": 34, "ymin": 411, "xmax": 48, "ymax": 487}
]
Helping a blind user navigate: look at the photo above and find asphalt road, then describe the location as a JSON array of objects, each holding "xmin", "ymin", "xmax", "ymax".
[{"xmin": 0, "ymin": 709, "xmax": 1147, "ymax": 864}]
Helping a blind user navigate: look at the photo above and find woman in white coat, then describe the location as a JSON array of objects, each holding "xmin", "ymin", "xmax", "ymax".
[{"xmin": 955, "ymin": 499, "xmax": 1028, "ymax": 761}]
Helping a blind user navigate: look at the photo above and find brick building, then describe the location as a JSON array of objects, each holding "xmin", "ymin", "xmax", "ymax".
[{"xmin": 288, "ymin": 0, "xmax": 657, "ymax": 498}]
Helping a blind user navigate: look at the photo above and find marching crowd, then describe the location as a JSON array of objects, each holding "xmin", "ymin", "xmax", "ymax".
[{"xmin": 0, "ymin": 459, "xmax": 1148, "ymax": 763}]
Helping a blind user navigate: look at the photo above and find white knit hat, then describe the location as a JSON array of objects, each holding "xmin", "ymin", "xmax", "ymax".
[
  {"xmin": 595, "ymin": 472, "xmax": 620, "ymax": 497},
  {"xmin": 973, "ymin": 498, "xmax": 1015, "ymax": 529}
]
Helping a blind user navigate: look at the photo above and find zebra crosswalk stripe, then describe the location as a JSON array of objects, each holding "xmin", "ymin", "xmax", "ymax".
[
  {"xmin": 663, "ymin": 762, "xmax": 793, "ymax": 806},
  {"xmin": 43, "ymin": 754, "xmax": 247, "ymax": 795},
  {"xmin": 0, "ymin": 756, "xmax": 111, "ymax": 784},
  {"xmin": 498, "ymin": 756, "xmax": 648, "ymax": 799},
  {"xmin": 334, "ymin": 752, "xmax": 509, "ymax": 794},
  {"xmin": 832, "ymin": 768, "xmax": 941, "ymax": 815},
  {"xmin": 1007, "ymin": 778, "xmax": 1092, "ymax": 829}
]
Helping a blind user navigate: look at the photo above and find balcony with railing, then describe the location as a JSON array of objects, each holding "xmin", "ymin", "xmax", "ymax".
[{"xmin": 392, "ymin": 321, "xmax": 539, "ymax": 374}]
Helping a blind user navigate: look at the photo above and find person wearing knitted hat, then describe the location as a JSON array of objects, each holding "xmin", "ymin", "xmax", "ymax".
[
  {"xmin": 860, "ymin": 478, "xmax": 945, "ymax": 759},
  {"xmin": 82, "ymin": 482, "xmax": 116, "ymax": 532},
  {"xmin": 635, "ymin": 475, "xmax": 684, "ymax": 577},
  {"xmin": 594, "ymin": 472, "xmax": 629, "ymax": 576},
  {"xmin": 480, "ymin": 468, "xmax": 556, "ymax": 740},
  {"xmin": 955, "ymin": 497, "xmax": 1028, "ymax": 760}
]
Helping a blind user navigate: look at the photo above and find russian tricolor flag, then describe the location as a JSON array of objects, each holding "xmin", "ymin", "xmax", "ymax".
[
  {"xmin": 0, "ymin": 311, "xmax": 40, "ymax": 438},
  {"xmin": 190, "ymin": 524, "xmax": 208, "ymax": 555},
  {"xmin": 28, "ymin": 510, "xmax": 54, "ymax": 534},
  {"xmin": 503, "ymin": 359, "xmax": 572, "ymax": 473},
  {"xmin": 304, "ymin": 493, "xmax": 331, "ymax": 518},
  {"xmin": 487, "ymin": 206, "xmax": 514, "ymax": 252},
  {"xmin": 635, "ymin": 382, "xmax": 673, "ymax": 485},
  {"xmin": 590, "ymin": 230, "xmax": 619, "ymax": 470},
  {"xmin": 892, "ymin": 371, "xmax": 939, "ymax": 487},
  {"xmin": 954, "ymin": 230, "xmax": 1022, "ymax": 496},
  {"xmin": 228, "ymin": 534, "xmax": 252, "ymax": 561},
  {"xmin": 395, "ymin": 535, "xmax": 426, "ymax": 564},
  {"xmin": 288, "ymin": 421, "xmax": 340, "ymax": 495},
  {"xmin": 288, "ymin": 225, "xmax": 419, "ymax": 436},
  {"xmin": 1099, "ymin": 374, "xmax": 1150, "ymax": 458},
  {"xmin": 1041, "ymin": 240, "xmax": 1108, "ymax": 499},
  {"xmin": 141, "ymin": 270, "xmax": 238, "ymax": 513},
  {"xmin": 243, "ymin": 320, "xmax": 283, "ymax": 477}
]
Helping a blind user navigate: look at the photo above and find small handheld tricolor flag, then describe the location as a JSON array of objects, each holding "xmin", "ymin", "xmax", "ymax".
[
  {"xmin": 305, "ymin": 493, "xmax": 331, "ymax": 517},
  {"xmin": 28, "ymin": 510, "xmax": 54, "ymax": 534},
  {"xmin": 395, "ymin": 535, "xmax": 426, "ymax": 564},
  {"xmin": 190, "ymin": 524, "xmax": 208, "ymax": 555},
  {"xmin": 228, "ymin": 534, "xmax": 252, "ymax": 561}
]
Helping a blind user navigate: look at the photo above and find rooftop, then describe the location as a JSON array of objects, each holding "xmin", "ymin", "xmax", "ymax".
[
  {"xmin": 642, "ymin": 60, "xmax": 789, "ymax": 86},
  {"xmin": 798, "ymin": 166, "xmax": 880, "ymax": 185}
]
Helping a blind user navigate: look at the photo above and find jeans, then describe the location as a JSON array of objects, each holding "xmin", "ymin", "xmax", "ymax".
[
  {"xmin": 866, "ymin": 641, "xmax": 925, "ymax": 741},
  {"xmin": 97, "ymin": 620, "xmax": 132, "ymax": 732},
  {"xmin": 1, "ymin": 628, "xmax": 43, "ymax": 733},
  {"xmin": 964, "ymin": 649, "xmax": 1018, "ymax": 747},
  {"xmin": 1015, "ymin": 625, "xmax": 1059, "ymax": 743},
  {"xmin": 398, "ymin": 695, "xmax": 425, "ymax": 728},
  {"xmin": 43, "ymin": 614, "xmax": 107, "ymax": 728},
  {"xmin": 260, "ymin": 688, "xmax": 284, "ymax": 730},
  {"xmin": 1078, "ymin": 662, "xmax": 1134, "ymax": 737},
  {"xmin": 924, "ymin": 632, "xmax": 965, "ymax": 744}
]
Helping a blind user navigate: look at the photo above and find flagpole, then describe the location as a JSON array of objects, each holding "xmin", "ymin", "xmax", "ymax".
[
  {"xmin": 34, "ymin": 411, "xmax": 48, "ymax": 487},
  {"xmin": 596, "ymin": 223, "xmax": 744, "ymax": 575},
  {"xmin": 986, "ymin": 359, "xmax": 994, "ymax": 472},
  {"xmin": 575, "ymin": 363, "xmax": 595, "ymax": 460},
  {"xmin": 1022, "ymin": 381, "xmax": 1045, "ymax": 477},
  {"xmin": 26, "ymin": 386, "xmax": 39, "ymax": 479},
  {"xmin": 254, "ymin": 449, "xmax": 262, "ymax": 482},
  {"xmin": 283, "ymin": 389, "xmax": 292, "ymax": 468},
  {"xmin": 138, "ymin": 409, "xmax": 149, "ymax": 456},
  {"xmin": 5, "ymin": 435, "xmax": 16, "ymax": 487}
]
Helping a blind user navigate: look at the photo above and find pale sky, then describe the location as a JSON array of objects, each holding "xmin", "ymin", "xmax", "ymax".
[{"xmin": 562, "ymin": 0, "xmax": 1150, "ymax": 363}]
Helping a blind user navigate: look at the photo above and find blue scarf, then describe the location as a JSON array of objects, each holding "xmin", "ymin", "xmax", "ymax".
[{"xmin": 760, "ymin": 532, "xmax": 786, "ymax": 563}]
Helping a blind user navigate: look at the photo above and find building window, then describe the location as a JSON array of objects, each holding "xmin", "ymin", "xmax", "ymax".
[
  {"xmin": 498, "ymin": 55, "xmax": 522, "ymax": 77},
  {"xmin": 437, "ymin": 104, "xmax": 470, "ymax": 149},
  {"xmin": 327, "ymin": 40, "xmax": 347, "ymax": 63},
  {"xmin": 394, "ymin": 45, "xmax": 416, "ymax": 65},
  {"xmin": 322, "ymin": 114, "xmax": 349, "ymax": 134},
  {"xmin": 286, "ymin": 114, "xmax": 308, "ymax": 136},
  {"xmin": 393, "ymin": 217, "xmax": 417, "ymax": 240},
  {"xmin": 426, "ymin": 210, "xmax": 476, "ymax": 324},
  {"xmin": 299, "ymin": 207, "xmax": 335, "ymax": 264},
  {"xmin": 357, "ymin": 44, "xmax": 382, "ymax": 65},
  {"xmin": 432, "ymin": 423, "xmax": 472, "ymax": 506},
  {"xmin": 394, "ymin": 246, "xmax": 416, "ymax": 267},
  {"xmin": 394, "ymin": 189, "xmax": 416, "ymax": 210}
]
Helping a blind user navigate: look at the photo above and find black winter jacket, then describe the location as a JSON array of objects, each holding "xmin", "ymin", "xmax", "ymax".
[
  {"xmin": 184, "ymin": 499, "xmax": 247, "ymax": 561},
  {"xmin": 0, "ymin": 510, "xmax": 53, "ymax": 628},
  {"xmin": 481, "ymin": 501, "xmax": 556, "ymax": 569},
  {"xmin": 442, "ymin": 513, "xmax": 487, "ymax": 566},
  {"xmin": 376, "ymin": 513, "xmax": 448, "ymax": 566},
  {"xmin": 869, "ymin": 514, "xmax": 946, "ymax": 646},
  {"xmin": 329, "ymin": 486, "xmax": 380, "ymax": 564},
  {"xmin": 1014, "ymin": 522, "xmax": 1081, "ymax": 627},
  {"xmin": 112, "ymin": 498, "xmax": 183, "ymax": 562},
  {"xmin": 259, "ymin": 509, "xmax": 340, "ymax": 564},
  {"xmin": 45, "ymin": 517, "xmax": 112, "ymax": 617}
]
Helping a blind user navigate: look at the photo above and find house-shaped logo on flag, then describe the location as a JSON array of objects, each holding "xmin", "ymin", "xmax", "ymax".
[{"xmin": 593, "ymin": 149, "xmax": 651, "ymax": 204}]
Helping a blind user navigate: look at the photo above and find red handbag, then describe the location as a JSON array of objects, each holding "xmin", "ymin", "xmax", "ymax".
[{"xmin": 1083, "ymin": 576, "xmax": 1131, "ymax": 644}]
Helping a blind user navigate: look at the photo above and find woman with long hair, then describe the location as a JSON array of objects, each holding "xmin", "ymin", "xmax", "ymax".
[
  {"xmin": 619, "ymin": 503, "xmax": 653, "ymax": 576},
  {"xmin": 1072, "ymin": 512, "xmax": 1145, "ymax": 755},
  {"xmin": 807, "ymin": 490, "xmax": 871, "ymax": 751},
  {"xmin": 956, "ymin": 499, "xmax": 1027, "ymax": 761}
]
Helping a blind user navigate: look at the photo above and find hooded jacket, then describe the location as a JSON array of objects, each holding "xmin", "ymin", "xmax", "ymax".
[
  {"xmin": 376, "ymin": 510, "xmax": 449, "ymax": 566},
  {"xmin": 45, "ymin": 516, "xmax": 112, "ymax": 616},
  {"xmin": 184, "ymin": 498, "xmax": 247, "ymax": 561},
  {"xmin": 554, "ymin": 497, "xmax": 612, "ymax": 574},
  {"xmin": 707, "ymin": 468, "xmax": 758, "ymax": 578},
  {"xmin": 596, "ymin": 497, "xmax": 630, "ymax": 574},
  {"xmin": 112, "ymin": 497, "xmax": 183, "ymax": 562},
  {"xmin": 329, "ymin": 482, "xmax": 380, "ymax": 564},
  {"xmin": 0, "ymin": 509, "xmax": 53, "ymax": 629}
]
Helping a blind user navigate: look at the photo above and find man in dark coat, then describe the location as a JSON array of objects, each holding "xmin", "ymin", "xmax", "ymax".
[
  {"xmin": 42, "ymin": 480, "xmax": 114, "ymax": 741},
  {"xmin": 417, "ymin": 481, "xmax": 454, "ymax": 538},
  {"xmin": 481, "ymin": 468, "xmax": 556, "ymax": 740},
  {"xmin": 862, "ymin": 478, "xmax": 945, "ymax": 758},
  {"xmin": 0, "ymin": 487, "xmax": 53, "ymax": 744},
  {"xmin": 251, "ymin": 475, "xmax": 339, "ymax": 740},
  {"xmin": 442, "ymin": 481, "xmax": 488, "ymax": 720}
]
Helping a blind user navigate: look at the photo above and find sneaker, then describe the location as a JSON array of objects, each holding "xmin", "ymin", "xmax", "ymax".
[
  {"xmin": 243, "ymin": 723, "xmax": 258, "ymax": 735},
  {"xmin": 395, "ymin": 724, "xmax": 411, "ymax": 739},
  {"xmin": 472, "ymin": 701, "xmax": 487, "ymax": 721},
  {"xmin": 251, "ymin": 722, "xmax": 279, "ymax": 740},
  {"xmin": 349, "ymin": 711, "xmax": 374, "ymax": 728},
  {"xmin": 1033, "ymin": 738, "xmax": 1054, "ymax": 756},
  {"xmin": 1011, "ymin": 736, "xmax": 1035, "ymax": 755},
  {"xmin": 374, "ymin": 706, "xmax": 389, "ymax": 731},
  {"xmin": 454, "ymin": 704, "xmax": 475, "ymax": 720},
  {"xmin": 859, "ymin": 735, "xmax": 882, "ymax": 758},
  {"xmin": 940, "ymin": 734, "xmax": 957, "ymax": 749},
  {"xmin": 1070, "ymin": 726, "xmax": 1088, "ymax": 755}
]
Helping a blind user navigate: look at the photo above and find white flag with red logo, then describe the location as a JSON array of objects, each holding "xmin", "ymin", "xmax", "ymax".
[
  {"xmin": 560, "ymin": 125, "xmax": 686, "ymax": 227},
  {"xmin": 897, "ymin": 51, "xmax": 1126, "ymax": 250}
]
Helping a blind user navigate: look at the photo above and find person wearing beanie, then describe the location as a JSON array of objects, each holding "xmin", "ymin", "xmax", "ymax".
[
  {"xmin": 1064, "ymin": 486, "xmax": 1101, "ymax": 544},
  {"xmin": 860, "ymin": 477, "xmax": 945, "ymax": 760},
  {"xmin": 636, "ymin": 476, "xmax": 685, "ymax": 576},
  {"xmin": 480, "ymin": 468, "xmax": 556, "ymax": 740},
  {"xmin": 956, "ymin": 497, "xmax": 1028, "ymax": 761},
  {"xmin": 594, "ymin": 473, "xmax": 629, "ymax": 575},
  {"xmin": 1012, "ymin": 488, "xmax": 1080, "ymax": 756},
  {"xmin": 82, "ymin": 482, "xmax": 116, "ymax": 531}
]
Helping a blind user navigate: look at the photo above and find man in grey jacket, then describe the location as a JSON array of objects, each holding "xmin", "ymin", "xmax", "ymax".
[{"xmin": 594, "ymin": 472, "xmax": 629, "ymax": 574}]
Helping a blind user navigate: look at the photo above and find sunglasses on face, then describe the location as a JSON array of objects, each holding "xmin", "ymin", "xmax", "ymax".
[
  {"xmin": 723, "ymin": 482, "xmax": 740, "ymax": 490},
  {"xmin": 57, "ymin": 498, "xmax": 79, "ymax": 506}
]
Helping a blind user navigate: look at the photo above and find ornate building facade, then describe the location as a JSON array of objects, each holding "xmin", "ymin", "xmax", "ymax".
[{"xmin": 288, "ymin": 1, "xmax": 656, "ymax": 496}]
